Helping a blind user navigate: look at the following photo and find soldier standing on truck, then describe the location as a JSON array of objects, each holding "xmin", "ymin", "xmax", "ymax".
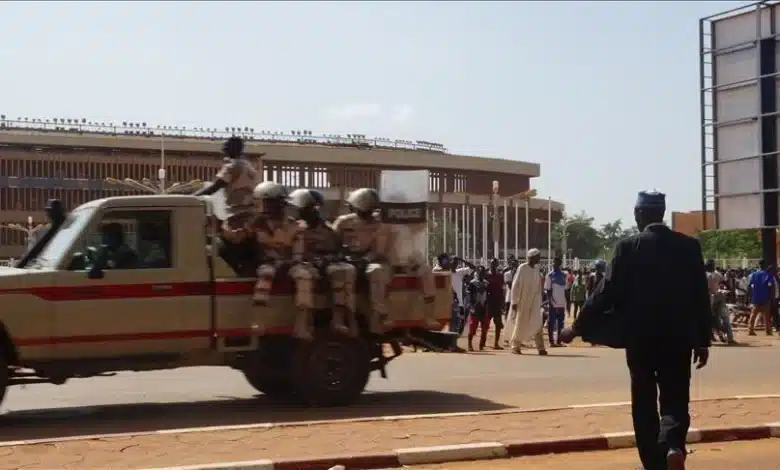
[
  {"xmin": 250, "ymin": 181, "xmax": 315, "ymax": 340},
  {"xmin": 194, "ymin": 136, "xmax": 260, "ymax": 243},
  {"xmin": 332, "ymin": 188, "xmax": 391, "ymax": 334},
  {"xmin": 288, "ymin": 188, "xmax": 359, "ymax": 337}
]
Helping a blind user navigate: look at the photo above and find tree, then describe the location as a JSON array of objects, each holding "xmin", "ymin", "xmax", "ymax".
[
  {"xmin": 698, "ymin": 229, "xmax": 761, "ymax": 260},
  {"xmin": 552, "ymin": 212, "xmax": 603, "ymax": 259}
]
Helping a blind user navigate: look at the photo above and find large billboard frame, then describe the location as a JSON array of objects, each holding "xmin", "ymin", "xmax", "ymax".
[{"xmin": 700, "ymin": 0, "xmax": 780, "ymax": 231}]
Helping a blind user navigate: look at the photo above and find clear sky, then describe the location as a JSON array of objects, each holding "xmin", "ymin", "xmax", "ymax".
[{"xmin": 0, "ymin": 1, "xmax": 746, "ymax": 225}]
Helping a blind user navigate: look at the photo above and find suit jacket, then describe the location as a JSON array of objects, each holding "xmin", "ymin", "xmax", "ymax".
[{"xmin": 573, "ymin": 224, "xmax": 712, "ymax": 350}]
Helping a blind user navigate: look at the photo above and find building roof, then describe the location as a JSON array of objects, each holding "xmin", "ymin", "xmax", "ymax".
[{"xmin": 0, "ymin": 120, "xmax": 540, "ymax": 178}]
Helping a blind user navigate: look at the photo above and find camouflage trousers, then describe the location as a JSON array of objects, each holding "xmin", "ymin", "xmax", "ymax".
[
  {"xmin": 253, "ymin": 261, "xmax": 318, "ymax": 340},
  {"xmin": 323, "ymin": 261, "xmax": 358, "ymax": 336},
  {"xmin": 363, "ymin": 262, "xmax": 391, "ymax": 334},
  {"xmin": 410, "ymin": 264, "xmax": 440, "ymax": 328}
]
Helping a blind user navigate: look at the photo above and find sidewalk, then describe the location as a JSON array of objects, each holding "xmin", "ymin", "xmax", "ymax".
[
  {"xmin": 411, "ymin": 439, "xmax": 780, "ymax": 470},
  {"xmin": 4, "ymin": 397, "xmax": 780, "ymax": 469}
]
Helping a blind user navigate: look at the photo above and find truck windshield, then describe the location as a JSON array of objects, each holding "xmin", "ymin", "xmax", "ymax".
[{"xmin": 27, "ymin": 207, "xmax": 96, "ymax": 269}]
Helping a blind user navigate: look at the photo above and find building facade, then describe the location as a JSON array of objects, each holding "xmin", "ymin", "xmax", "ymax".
[
  {"xmin": 0, "ymin": 118, "xmax": 564, "ymax": 259},
  {"xmin": 671, "ymin": 210, "xmax": 715, "ymax": 237}
]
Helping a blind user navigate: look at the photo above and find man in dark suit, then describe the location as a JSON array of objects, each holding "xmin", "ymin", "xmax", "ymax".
[{"xmin": 560, "ymin": 190, "xmax": 711, "ymax": 470}]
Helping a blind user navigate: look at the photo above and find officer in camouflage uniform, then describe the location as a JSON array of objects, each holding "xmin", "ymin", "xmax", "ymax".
[
  {"xmin": 289, "ymin": 188, "xmax": 358, "ymax": 337},
  {"xmin": 332, "ymin": 188, "xmax": 391, "ymax": 334},
  {"xmin": 250, "ymin": 181, "xmax": 315, "ymax": 340},
  {"xmin": 194, "ymin": 137, "xmax": 259, "ymax": 243}
]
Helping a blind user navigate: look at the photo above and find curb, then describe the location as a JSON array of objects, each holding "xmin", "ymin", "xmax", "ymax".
[
  {"xmin": 3, "ymin": 393, "xmax": 780, "ymax": 448},
  {"xmin": 141, "ymin": 422, "xmax": 780, "ymax": 470}
]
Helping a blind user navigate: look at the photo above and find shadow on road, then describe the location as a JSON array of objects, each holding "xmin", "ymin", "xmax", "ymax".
[{"xmin": 0, "ymin": 390, "xmax": 510, "ymax": 442}]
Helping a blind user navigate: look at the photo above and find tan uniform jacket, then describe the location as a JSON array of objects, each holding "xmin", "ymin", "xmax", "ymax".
[
  {"xmin": 332, "ymin": 212, "xmax": 389, "ymax": 261},
  {"xmin": 297, "ymin": 219, "xmax": 343, "ymax": 262},
  {"xmin": 253, "ymin": 215, "xmax": 303, "ymax": 262}
]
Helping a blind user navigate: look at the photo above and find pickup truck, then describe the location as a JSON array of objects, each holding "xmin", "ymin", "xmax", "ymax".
[{"xmin": 0, "ymin": 195, "xmax": 453, "ymax": 408}]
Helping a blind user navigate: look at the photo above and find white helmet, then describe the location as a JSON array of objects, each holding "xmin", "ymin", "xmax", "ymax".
[
  {"xmin": 346, "ymin": 188, "xmax": 380, "ymax": 213},
  {"xmin": 253, "ymin": 181, "xmax": 288, "ymax": 201}
]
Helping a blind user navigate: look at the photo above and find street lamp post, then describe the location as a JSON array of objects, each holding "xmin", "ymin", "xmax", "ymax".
[
  {"xmin": 506, "ymin": 189, "xmax": 537, "ymax": 258},
  {"xmin": 534, "ymin": 215, "xmax": 584, "ymax": 267},
  {"xmin": 0, "ymin": 216, "xmax": 48, "ymax": 254},
  {"xmin": 105, "ymin": 134, "xmax": 202, "ymax": 194},
  {"xmin": 492, "ymin": 180, "xmax": 500, "ymax": 260}
]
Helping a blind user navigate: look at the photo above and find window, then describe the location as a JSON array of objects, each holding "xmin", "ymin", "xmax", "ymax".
[{"xmin": 77, "ymin": 210, "xmax": 173, "ymax": 270}]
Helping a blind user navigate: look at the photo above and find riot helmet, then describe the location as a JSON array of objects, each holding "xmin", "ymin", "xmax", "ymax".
[
  {"xmin": 346, "ymin": 188, "xmax": 380, "ymax": 215},
  {"xmin": 253, "ymin": 181, "xmax": 288, "ymax": 217}
]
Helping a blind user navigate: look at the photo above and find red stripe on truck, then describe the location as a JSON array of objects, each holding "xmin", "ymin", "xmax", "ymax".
[{"xmin": 0, "ymin": 275, "xmax": 447, "ymax": 301}]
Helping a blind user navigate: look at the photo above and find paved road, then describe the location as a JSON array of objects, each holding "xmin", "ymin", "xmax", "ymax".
[
  {"xmin": 0, "ymin": 333, "xmax": 776, "ymax": 442},
  {"xmin": 412, "ymin": 439, "xmax": 780, "ymax": 469}
]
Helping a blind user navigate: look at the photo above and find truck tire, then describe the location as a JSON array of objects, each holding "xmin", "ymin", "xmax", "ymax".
[
  {"xmin": 242, "ymin": 367, "xmax": 296, "ymax": 402},
  {"xmin": 291, "ymin": 332, "xmax": 371, "ymax": 407}
]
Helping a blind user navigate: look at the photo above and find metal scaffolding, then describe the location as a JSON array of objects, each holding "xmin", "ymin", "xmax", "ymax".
[{"xmin": 699, "ymin": 0, "xmax": 780, "ymax": 230}]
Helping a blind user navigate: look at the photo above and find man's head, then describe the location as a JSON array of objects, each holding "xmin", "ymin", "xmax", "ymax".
[
  {"xmin": 253, "ymin": 181, "xmax": 289, "ymax": 219},
  {"xmin": 634, "ymin": 190, "xmax": 666, "ymax": 231},
  {"xmin": 594, "ymin": 259, "xmax": 606, "ymax": 273},
  {"xmin": 288, "ymin": 188, "xmax": 325, "ymax": 223},
  {"xmin": 553, "ymin": 256, "xmax": 562, "ymax": 270},
  {"xmin": 705, "ymin": 259, "xmax": 716, "ymax": 272},
  {"xmin": 346, "ymin": 188, "xmax": 380, "ymax": 220},
  {"xmin": 222, "ymin": 137, "xmax": 244, "ymax": 159},
  {"xmin": 490, "ymin": 258, "xmax": 499, "ymax": 271},
  {"xmin": 760, "ymin": 259, "xmax": 768, "ymax": 271},
  {"xmin": 527, "ymin": 248, "xmax": 541, "ymax": 267},
  {"xmin": 437, "ymin": 254, "xmax": 452, "ymax": 270},
  {"xmin": 477, "ymin": 266, "xmax": 486, "ymax": 279},
  {"xmin": 100, "ymin": 222, "xmax": 124, "ymax": 248}
]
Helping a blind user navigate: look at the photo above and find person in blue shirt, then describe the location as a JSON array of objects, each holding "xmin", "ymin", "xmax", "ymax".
[
  {"xmin": 748, "ymin": 260, "xmax": 775, "ymax": 336},
  {"xmin": 544, "ymin": 256, "xmax": 568, "ymax": 347}
]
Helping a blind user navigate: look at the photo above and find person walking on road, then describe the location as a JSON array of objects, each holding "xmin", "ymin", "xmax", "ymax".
[
  {"xmin": 544, "ymin": 256, "xmax": 567, "ymax": 347},
  {"xmin": 570, "ymin": 271, "xmax": 586, "ymax": 319},
  {"xmin": 560, "ymin": 190, "xmax": 711, "ymax": 470},
  {"xmin": 508, "ymin": 248, "xmax": 548, "ymax": 356},
  {"xmin": 747, "ymin": 259, "xmax": 775, "ymax": 336},
  {"xmin": 486, "ymin": 258, "xmax": 506, "ymax": 349}
]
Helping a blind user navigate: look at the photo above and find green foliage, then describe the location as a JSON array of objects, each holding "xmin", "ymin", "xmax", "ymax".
[{"xmin": 698, "ymin": 229, "xmax": 761, "ymax": 260}]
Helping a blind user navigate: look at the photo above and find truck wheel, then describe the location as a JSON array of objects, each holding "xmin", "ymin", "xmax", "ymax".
[
  {"xmin": 291, "ymin": 333, "xmax": 371, "ymax": 407},
  {"xmin": 242, "ymin": 367, "xmax": 296, "ymax": 402}
]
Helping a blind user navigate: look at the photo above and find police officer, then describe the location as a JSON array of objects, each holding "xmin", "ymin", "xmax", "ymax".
[
  {"xmin": 560, "ymin": 191, "xmax": 711, "ymax": 470},
  {"xmin": 288, "ymin": 188, "xmax": 358, "ymax": 337},
  {"xmin": 194, "ymin": 137, "xmax": 260, "ymax": 243},
  {"xmin": 332, "ymin": 188, "xmax": 391, "ymax": 334},
  {"xmin": 250, "ymin": 181, "xmax": 315, "ymax": 340}
]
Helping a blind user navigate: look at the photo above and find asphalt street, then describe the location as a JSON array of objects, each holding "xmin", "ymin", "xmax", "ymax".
[
  {"xmin": 411, "ymin": 439, "xmax": 780, "ymax": 470},
  {"xmin": 0, "ymin": 332, "xmax": 777, "ymax": 442}
]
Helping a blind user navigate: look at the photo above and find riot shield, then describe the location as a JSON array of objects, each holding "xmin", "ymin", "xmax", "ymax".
[{"xmin": 379, "ymin": 170, "xmax": 429, "ymax": 267}]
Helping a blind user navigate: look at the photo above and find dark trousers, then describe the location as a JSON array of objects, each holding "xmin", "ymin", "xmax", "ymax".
[
  {"xmin": 626, "ymin": 345, "xmax": 691, "ymax": 470},
  {"xmin": 547, "ymin": 307, "xmax": 565, "ymax": 344}
]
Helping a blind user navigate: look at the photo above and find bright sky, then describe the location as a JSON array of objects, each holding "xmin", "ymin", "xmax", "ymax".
[{"xmin": 0, "ymin": 1, "xmax": 746, "ymax": 225}]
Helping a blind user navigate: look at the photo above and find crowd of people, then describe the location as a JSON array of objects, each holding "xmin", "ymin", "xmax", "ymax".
[
  {"xmin": 432, "ymin": 251, "xmax": 780, "ymax": 355},
  {"xmin": 708, "ymin": 261, "xmax": 780, "ymax": 338},
  {"xmin": 434, "ymin": 252, "xmax": 608, "ymax": 353}
]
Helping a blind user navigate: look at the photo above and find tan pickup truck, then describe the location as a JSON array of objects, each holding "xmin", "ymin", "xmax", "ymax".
[{"xmin": 0, "ymin": 194, "xmax": 453, "ymax": 408}]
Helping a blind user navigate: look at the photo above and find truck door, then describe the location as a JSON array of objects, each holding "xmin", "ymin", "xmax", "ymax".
[{"xmin": 52, "ymin": 208, "xmax": 212, "ymax": 359}]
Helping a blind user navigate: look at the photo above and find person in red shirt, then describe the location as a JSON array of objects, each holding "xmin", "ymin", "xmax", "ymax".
[{"xmin": 486, "ymin": 258, "xmax": 506, "ymax": 349}]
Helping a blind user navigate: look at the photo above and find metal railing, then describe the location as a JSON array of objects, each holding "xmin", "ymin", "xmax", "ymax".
[{"xmin": 0, "ymin": 116, "xmax": 448, "ymax": 153}]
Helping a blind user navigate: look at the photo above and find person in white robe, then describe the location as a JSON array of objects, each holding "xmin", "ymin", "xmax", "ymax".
[{"xmin": 508, "ymin": 248, "xmax": 548, "ymax": 355}]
